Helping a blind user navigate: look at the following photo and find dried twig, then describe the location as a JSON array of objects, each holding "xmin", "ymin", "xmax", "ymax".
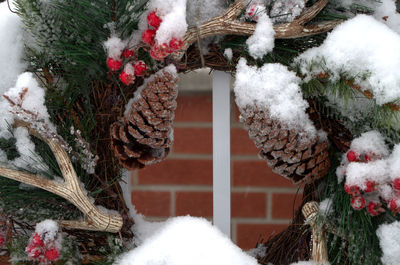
[{"xmin": 302, "ymin": 201, "xmax": 329, "ymax": 264}]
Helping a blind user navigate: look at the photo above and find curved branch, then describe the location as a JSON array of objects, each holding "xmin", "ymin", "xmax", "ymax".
[
  {"xmin": 181, "ymin": 0, "xmax": 342, "ymax": 51},
  {"xmin": 0, "ymin": 122, "xmax": 123, "ymax": 233}
]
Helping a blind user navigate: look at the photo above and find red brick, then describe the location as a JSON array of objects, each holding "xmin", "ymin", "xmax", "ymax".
[
  {"xmin": 232, "ymin": 102, "xmax": 241, "ymax": 123},
  {"xmin": 271, "ymin": 193, "xmax": 303, "ymax": 219},
  {"xmin": 131, "ymin": 191, "xmax": 170, "ymax": 217},
  {"xmin": 175, "ymin": 93, "xmax": 212, "ymax": 122},
  {"xmin": 231, "ymin": 128, "xmax": 259, "ymax": 155},
  {"xmin": 175, "ymin": 191, "xmax": 213, "ymax": 217},
  {"xmin": 233, "ymin": 161, "xmax": 294, "ymax": 187},
  {"xmin": 237, "ymin": 223, "xmax": 288, "ymax": 249},
  {"xmin": 138, "ymin": 159, "xmax": 212, "ymax": 185},
  {"xmin": 231, "ymin": 192, "xmax": 266, "ymax": 218},
  {"xmin": 174, "ymin": 127, "xmax": 212, "ymax": 154}
]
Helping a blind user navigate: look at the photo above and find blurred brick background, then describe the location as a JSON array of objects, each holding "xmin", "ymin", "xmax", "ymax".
[{"xmin": 129, "ymin": 71, "xmax": 302, "ymax": 250}]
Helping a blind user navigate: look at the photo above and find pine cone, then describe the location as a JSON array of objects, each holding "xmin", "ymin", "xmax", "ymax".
[
  {"xmin": 239, "ymin": 106, "xmax": 330, "ymax": 185},
  {"xmin": 110, "ymin": 66, "xmax": 178, "ymax": 170}
]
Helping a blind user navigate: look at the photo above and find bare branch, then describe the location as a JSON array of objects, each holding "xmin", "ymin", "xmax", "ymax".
[{"xmin": 0, "ymin": 122, "xmax": 123, "ymax": 233}]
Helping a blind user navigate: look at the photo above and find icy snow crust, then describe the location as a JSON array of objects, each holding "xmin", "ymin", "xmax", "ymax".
[
  {"xmin": 0, "ymin": 1, "xmax": 26, "ymax": 94},
  {"xmin": 296, "ymin": 15, "xmax": 400, "ymax": 105},
  {"xmin": 114, "ymin": 216, "xmax": 258, "ymax": 265},
  {"xmin": 234, "ymin": 58, "xmax": 316, "ymax": 136}
]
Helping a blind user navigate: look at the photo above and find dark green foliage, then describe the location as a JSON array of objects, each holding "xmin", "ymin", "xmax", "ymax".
[
  {"xmin": 315, "ymin": 155, "xmax": 400, "ymax": 265},
  {"xmin": 300, "ymin": 68, "xmax": 400, "ymax": 146},
  {"xmin": 0, "ymin": 137, "xmax": 19, "ymax": 161}
]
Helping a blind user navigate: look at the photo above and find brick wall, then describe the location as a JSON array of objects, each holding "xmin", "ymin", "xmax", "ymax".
[{"xmin": 130, "ymin": 90, "xmax": 303, "ymax": 250}]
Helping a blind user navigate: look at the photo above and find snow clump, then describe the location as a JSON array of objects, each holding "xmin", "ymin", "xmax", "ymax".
[
  {"xmin": 234, "ymin": 58, "xmax": 316, "ymax": 136},
  {"xmin": 295, "ymin": 15, "xmax": 400, "ymax": 105},
  {"xmin": 114, "ymin": 216, "xmax": 258, "ymax": 265}
]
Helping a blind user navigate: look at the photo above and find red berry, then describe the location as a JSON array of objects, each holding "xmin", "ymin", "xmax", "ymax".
[
  {"xmin": 351, "ymin": 196, "xmax": 366, "ymax": 210},
  {"xmin": 389, "ymin": 199, "xmax": 398, "ymax": 211},
  {"xmin": 393, "ymin": 178, "xmax": 400, "ymax": 190},
  {"xmin": 364, "ymin": 180, "xmax": 376, "ymax": 192},
  {"xmin": 44, "ymin": 248, "xmax": 60, "ymax": 261},
  {"xmin": 367, "ymin": 202, "xmax": 385, "ymax": 216},
  {"xmin": 32, "ymin": 233, "xmax": 44, "ymax": 247},
  {"xmin": 168, "ymin": 38, "xmax": 183, "ymax": 52},
  {"xmin": 121, "ymin": 49, "xmax": 134, "ymax": 59},
  {"xmin": 27, "ymin": 245, "xmax": 42, "ymax": 258},
  {"xmin": 120, "ymin": 71, "xmax": 135, "ymax": 86},
  {"xmin": 346, "ymin": 150, "xmax": 358, "ymax": 162},
  {"xmin": 150, "ymin": 44, "xmax": 169, "ymax": 61},
  {"xmin": 344, "ymin": 184, "xmax": 360, "ymax": 196},
  {"xmin": 147, "ymin": 11, "xmax": 162, "ymax": 29},
  {"xmin": 133, "ymin": 61, "xmax": 147, "ymax": 76},
  {"xmin": 107, "ymin": 57, "xmax": 122, "ymax": 71},
  {"xmin": 142, "ymin": 29, "xmax": 156, "ymax": 45},
  {"xmin": 364, "ymin": 153, "xmax": 372, "ymax": 161}
]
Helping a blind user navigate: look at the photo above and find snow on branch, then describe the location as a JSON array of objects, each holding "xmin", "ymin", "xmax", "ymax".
[
  {"xmin": 2, "ymin": 73, "xmax": 98, "ymax": 174},
  {"xmin": 295, "ymin": 15, "xmax": 400, "ymax": 106}
]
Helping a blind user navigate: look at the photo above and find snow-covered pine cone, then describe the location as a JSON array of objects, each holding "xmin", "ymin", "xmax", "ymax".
[
  {"xmin": 239, "ymin": 106, "xmax": 330, "ymax": 185},
  {"xmin": 110, "ymin": 65, "xmax": 178, "ymax": 170}
]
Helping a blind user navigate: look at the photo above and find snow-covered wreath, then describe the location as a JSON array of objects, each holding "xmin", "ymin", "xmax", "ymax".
[{"xmin": 0, "ymin": 0, "xmax": 400, "ymax": 264}]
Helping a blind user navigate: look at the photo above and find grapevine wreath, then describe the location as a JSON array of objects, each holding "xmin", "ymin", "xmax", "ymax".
[{"xmin": 0, "ymin": 0, "xmax": 400, "ymax": 264}]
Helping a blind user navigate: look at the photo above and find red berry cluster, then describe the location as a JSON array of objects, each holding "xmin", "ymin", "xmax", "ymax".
[
  {"xmin": 141, "ymin": 10, "xmax": 183, "ymax": 61},
  {"xmin": 26, "ymin": 232, "xmax": 60, "ymax": 264},
  {"xmin": 106, "ymin": 47, "xmax": 148, "ymax": 86},
  {"xmin": 345, "ymin": 149, "xmax": 400, "ymax": 216},
  {"xmin": 119, "ymin": 60, "xmax": 148, "ymax": 86}
]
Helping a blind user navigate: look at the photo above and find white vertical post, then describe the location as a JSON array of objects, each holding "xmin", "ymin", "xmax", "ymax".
[{"xmin": 212, "ymin": 71, "xmax": 231, "ymax": 237}]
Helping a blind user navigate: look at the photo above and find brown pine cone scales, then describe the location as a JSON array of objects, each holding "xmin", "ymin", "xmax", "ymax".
[
  {"xmin": 239, "ymin": 106, "xmax": 331, "ymax": 185},
  {"xmin": 110, "ymin": 65, "xmax": 178, "ymax": 170}
]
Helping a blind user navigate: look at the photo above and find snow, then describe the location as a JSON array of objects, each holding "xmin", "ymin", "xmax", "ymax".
[
  {"xmin": 337, "ymin": 131, "xmax": 400, "ymax": 203},
  {"xmin": 104, "ymin": 36, "xmax": 126, "ymax": 59},
  {"xmin": 224, "ymin": 48, "xmax": 233, "ymax": 61},
  {"xmin": 319, "ymin": 198, "xmax": 333, "ymax": 216},
  {"xmin": 340, "ymin": 131, "xmax": 391, "ymax": 188},
  {"xmin": 377, "ymin": 221, "xmax": 400, "ymax": 265},
  {"xmin": 270, "ymin": 0, "xmax": 307, "ymax": 23},
  {"xmin": 246, "ymin": 244, "xmax": 267, "ymax": 258},
  {"xmin": 35, "ymin": 220, "xmax": 60, "ymax": 245},
  {"xmin": 234, "ymin": 58, "xmax": 316, "ymax": 136},
  {"xmin": 246, "ymin": 13, "xmax": 275, "ymax": 59},
  {"xmin": 0, "ymin": 1, "xmax": 26, "ymax": 95},
  {"xmin": 345, "ymin": 160, "xmax": 389, "ymax": 188},
  {"xmin": 148, "ymin": 0, "xmax": 187, "ymax": 45},
  {"xmin": 349, "ymin": 131, "xmax": 389, "ymax": 157},
  {"xmin": 289, "ymin": 262, "xmax": 317, "ymax": 265},
  {"xmin": 373, "ymin": 0, "xmax": 400, "ymax": 35},
  {"xmin": 4, "ymin": 73, "xmax": 52, "ymax": 125},
  {"xmin": 114, "ymin": 216, "xmax": 258, "ymax": 265},
  {"xmin": 388, "ymin": 144, "xmax": 400, "ymax": 179},
  {"xmin": 295, "ymin": 15, "xmax": 400, "ymax": 105},
  {"xmin": 186, "ymin": 0, "xmax": 226, "ymax": 26}
]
